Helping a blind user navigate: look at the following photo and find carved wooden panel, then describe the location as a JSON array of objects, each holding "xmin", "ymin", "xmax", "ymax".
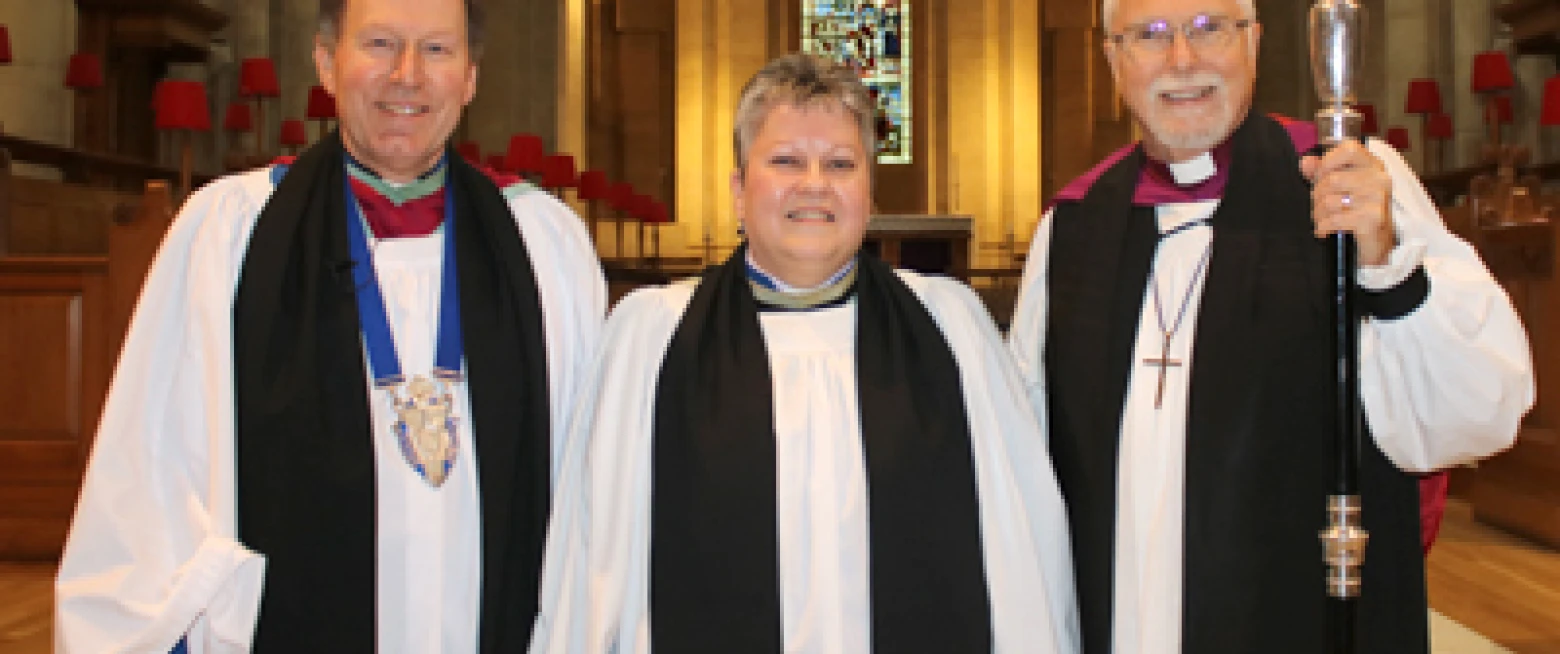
[
  {"xmin": 3, "ymin": 178, "xmax": 138, "ymax": 256},
  {"xmin": 0, "ymin": 259, "xmax": 111, "ymax": 560}
]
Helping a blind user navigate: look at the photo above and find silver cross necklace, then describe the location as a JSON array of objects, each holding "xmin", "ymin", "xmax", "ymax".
[{"xmin": 1144, "ymin": 220, "xmax": 1213, "ymax": 409}]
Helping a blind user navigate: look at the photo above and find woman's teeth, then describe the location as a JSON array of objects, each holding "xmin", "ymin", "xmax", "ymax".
[{"xmin": 787, "ymin": 209, "xmax": 835, "ymax": 222}]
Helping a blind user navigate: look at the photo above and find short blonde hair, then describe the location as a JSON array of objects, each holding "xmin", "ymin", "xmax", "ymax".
[{"xmin": 732, "ymin": 53, "xmax": 876, "ymax": 174}]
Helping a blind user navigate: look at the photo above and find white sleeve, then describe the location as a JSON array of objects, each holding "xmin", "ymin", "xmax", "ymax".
[
  {"xmin": 1358, "ymin": 140, "xmax": 1535, "ymax": 472},
  {"xmin": 55, "ymin": 180, "xmax": 268, "ymax": 654},
  {"xmin": 506, "ymin": 187, "xmax": 609, "ymax": 484},
  {"xmin": 530, "ymin": 286, "xmax": 687, "ymax": 654},
  {"xmin": 908, "ymin": 275, "xmax": 1079, "ymax": 654},
  {"xmin": 1007, "ymin": 209, "xmax": 1057, "ymax": 419}
]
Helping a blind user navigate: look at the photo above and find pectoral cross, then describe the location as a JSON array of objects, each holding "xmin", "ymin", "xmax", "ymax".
[{"xmin": 1143, "ymin": 333, "xmax": 1182, "ymax": 409}]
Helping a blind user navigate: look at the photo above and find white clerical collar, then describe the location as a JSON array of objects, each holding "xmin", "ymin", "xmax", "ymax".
[
  {"xmin": 745, "ymin": 251, "xmax": 856, "ymax": 294},
  {"xmin": 1167, "ymin": 151, "xmax": 1217, "ymax": 186}
]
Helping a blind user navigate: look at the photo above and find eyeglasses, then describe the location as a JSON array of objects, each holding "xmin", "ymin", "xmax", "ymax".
[{"xmin": 1106, "ymin": 14, "xmax": 1253, "ymax": 61}]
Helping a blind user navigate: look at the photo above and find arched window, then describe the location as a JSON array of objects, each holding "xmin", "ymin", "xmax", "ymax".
[{"xmin": 801, "ymin": 0, "xmax": 911, "ymax": 164}]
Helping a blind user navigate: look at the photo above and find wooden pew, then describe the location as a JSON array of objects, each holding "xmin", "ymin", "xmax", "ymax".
[
  {"xmin": 1442, "ymin": 195, "xmax": 1560, "ymax": 550},
  {"xmin": 0, "ymin": 178, "xmax": 174, "ymax": 561}
]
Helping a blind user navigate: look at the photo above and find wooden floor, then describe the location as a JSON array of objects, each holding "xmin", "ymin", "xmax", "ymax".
[
  {"xmin": 0, "ymin": 561, "xmax": 51, "ymax": 654},
  {"xmin": 1429, "ymin": 501, "xmax": 1560, "ymax": 653},
  {"xmin": 2, "ymin": 499, "xmax": 1556, "ymax": 653}
]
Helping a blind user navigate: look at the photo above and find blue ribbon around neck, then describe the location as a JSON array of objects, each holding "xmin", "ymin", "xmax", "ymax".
[{"xmin": 343, "ymin": 172, "xmax": 464, "ymax": 385}]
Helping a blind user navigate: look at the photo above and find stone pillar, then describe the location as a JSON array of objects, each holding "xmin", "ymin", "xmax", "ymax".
[
  {"xmin": 673, "ymin": 0, "xmax": 770, "ymax": 262},
  {"xmin": 273, "ymin": 0, "xmax": 321, "ymax": 148},
  {"xmin": 946, "ymin": 0, "xmax": 1042, "ymax": 268},
  {"xmin": 0, "ymin": 0, "xmax": 79, "ymax": 179},
  {"xmin": 463, "ymin": 0, "xmax": 561, "ymax": 157},
  {"xmin": 1383, "ymin": 0, "xmax": 1434, "ymax": 171},
  {"xmin": 1448, "ymin": 0, "xmax": 1493, "ymax": 171},
  {"xmin": 226, "ymin": 0, "xmax": 273, "ymax": 153}
]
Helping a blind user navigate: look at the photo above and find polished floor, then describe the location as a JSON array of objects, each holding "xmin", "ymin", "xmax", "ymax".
[
  {"xmin": 1428, "ymin": 501, "xmax": 1560, "ymax": 653},
  {"xmin": 2, "ymin": 500, "xmax": 1557, "ymax": 653}
]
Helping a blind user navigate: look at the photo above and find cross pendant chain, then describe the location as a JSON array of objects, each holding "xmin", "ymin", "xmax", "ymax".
[
  {"xmin": 1143, "ymin": 332, "xmax": 1182, "ymax": 409},
  {"xmin": 1144, "ymin": 235, "xmax": 1213, "ymax": 411}
]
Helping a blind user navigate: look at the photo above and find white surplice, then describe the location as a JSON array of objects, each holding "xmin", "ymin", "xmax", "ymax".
[
  {"xmin": 1007, "ymin": 140, "xmax": 1534, "ymax": 654},
  {"xmin": 55, "ymin": 167, "xmax": 607, "ymax": 654},
  {"xmin": 530, "ymin": 270, "xmax": 1080, "ymax": 654}
]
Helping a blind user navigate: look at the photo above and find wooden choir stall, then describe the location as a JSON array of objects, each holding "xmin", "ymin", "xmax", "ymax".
[{"xmin": 0, "ymin": 142, "xmax": 179, "ymax": 560}]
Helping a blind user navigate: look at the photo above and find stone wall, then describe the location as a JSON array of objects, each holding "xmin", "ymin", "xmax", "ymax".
[{"xmin": 0, "ymin": 0, "xmax": 78, "ymax": 179}]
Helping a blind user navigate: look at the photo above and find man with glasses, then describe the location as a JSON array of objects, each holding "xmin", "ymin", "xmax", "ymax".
[{"xmin": 1008, "ymin": 0, "xmax": 1532, "ymax": 652}]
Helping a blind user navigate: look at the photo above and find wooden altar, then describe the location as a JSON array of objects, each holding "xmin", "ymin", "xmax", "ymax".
[{"xmin": 862, "ymin": 214, "xmax": 973, "ymax": 276}]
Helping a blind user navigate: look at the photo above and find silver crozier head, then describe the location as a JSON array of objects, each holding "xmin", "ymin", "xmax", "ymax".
[{"xmin": 1309, "ymin": 0, "xmax": 1365, "ymax": 145}]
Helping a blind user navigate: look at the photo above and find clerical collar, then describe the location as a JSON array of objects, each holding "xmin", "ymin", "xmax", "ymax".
[
  {"xmin": 345, "ymin": 153, "xmax": 448, "ymax": 206},
  {"xmin": 1135, "ymin": 137, "xmax": 1234, "ymax": 206},
  {"xmin": 744, "ymin": 252, "xmax": 858, "ymax": 311},
  {"xmin": 345, "ymin": 153, "xmax": 449, "ymax": 239}
]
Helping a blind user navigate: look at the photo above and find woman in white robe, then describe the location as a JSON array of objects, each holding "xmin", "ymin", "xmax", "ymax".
[{"xmin": 531, "ymin": 53, "xmax": 1079, "ymax": 654}]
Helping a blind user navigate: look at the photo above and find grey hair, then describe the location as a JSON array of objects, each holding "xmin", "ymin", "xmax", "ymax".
[
  {"xmin": 318, "ymin": 0, "xmax": 487, "ymax": 57},
  {"xmin": 733, "ymin": 53, "xmax": 876, "ymax": 174},
  {"xmin": 1101, "ymin": 0, "xmax": 1256, "ymax": 27}
]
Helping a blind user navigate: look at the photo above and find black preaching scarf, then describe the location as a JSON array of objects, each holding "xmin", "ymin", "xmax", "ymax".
[
  {"xmin": 1044, "ymin": 112, "xmax": 1428, "ymax": 654},
  {"xmin": 232, "ymin": 132, "xmax": 552, "ymax": 652},
  {"xmin": 650, "ymin": 248, "xmax": 992, "ymax": 653}
]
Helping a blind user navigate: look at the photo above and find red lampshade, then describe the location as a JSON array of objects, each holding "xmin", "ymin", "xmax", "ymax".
[
  {"xmin": 64, "ymin": 52, "xmax": 104, "ymax": 89},
  {"xmin": 646, "ymin": 200, "xmax": 671, "ymax": 224},
  {"xmin": 154, "ymin": 80, "xmax": 211, "ymax": 131},
  {"xmin": 1486, "ymin": 95, "xmax": 1515, "ymax": 125},
  {"xmin": 1471, "ymin": 51, "xmax": 1515, "ymax": 93},
  {"xmin": 608, "ymin": 182, "xmax": 634, "ymax": 211},
  {"xmin": 455, "ymin": 140, "xmax": 481, "ymax": 162},
  {"xmin": 485, "ymin": 154, "xmax": 510, "ymax": 172},
  {"xmin": 1425, "ymin": 113, "xmax": 1454, "ymax": 140},
  {"xmin": 238, "ymin": 58, "xmax": 280, "ymax": 98},
  {"xmin": 0, "ymin": 25, "xmax": 12, "ymax": 65},
  {"xmin": 1385, "ymin": 127, "xmax": 1411, "ymax": 151},
  {"xmin": 306, "ymin": 85, "xmax": 337, "ymax": 119},
  {"xmin": 223, "ymin": 102, "xmax": 253, "ymax": 132},
  {"xmin": 279, "ymin": 119, "xmax": 308, "ymax": 146},
  {"xmin": 630, "ymin": 194, "xmax": 655, "ymax": 221},
  {"xmin": 1542, "ymin": 75, "xmax": 1560, "ymax": 127},
  {"xmin": 1353, "ymin": 103, "xmax": 1378, "ymax": 136},
  {"xmin": 576, "ymin": 170, "xmax": 610, "ymax": 200},
  {"xmin": 505, "ymin": 134, "xmax": 546, "ymax": 174},
  {"xmin": 540, "ymin": 154, "xmax": 579, "ymax": 188},
  {"xmin": 1404, "ymin": 78, "xmax": 1443, "ymax": 115}
]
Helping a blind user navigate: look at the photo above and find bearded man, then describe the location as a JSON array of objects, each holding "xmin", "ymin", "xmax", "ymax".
[{"xmin": 1007, "ymin": 0, "xmax": 1533, "ymax": 652}]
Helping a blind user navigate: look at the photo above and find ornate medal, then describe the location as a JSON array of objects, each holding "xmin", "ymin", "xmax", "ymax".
[
  {"xmin": 384, "ymin": 371, "xmax": 462, "ymax": 487},
  {"xmin": 345, "ymin": 168, "xmax": 467, "ymax": 489}
]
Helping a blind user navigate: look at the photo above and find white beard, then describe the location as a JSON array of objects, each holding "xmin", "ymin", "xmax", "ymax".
[{"xmin": 1140, "ymin": 72, "xmax": 1239, "ymax": 154}]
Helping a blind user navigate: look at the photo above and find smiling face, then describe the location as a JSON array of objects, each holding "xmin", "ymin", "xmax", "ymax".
[
  {"xmin": 315, "ymin": 0, "xmax": 478, "ymax": 182},
  {"xmin": 1105, "ymin": 0, "xmax": 1261, "ymax": 162},
  {"xmin": 732, "ymin": 101, "xmax": 873, "ymax": 289}
]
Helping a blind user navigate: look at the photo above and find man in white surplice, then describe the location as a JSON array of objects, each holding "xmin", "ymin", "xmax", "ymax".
[
  {"xmin": 530, "ymin": 54, "xmax": 1078, "ymax": 654},
  {"xmin": 54, "ymin": 0, "xmax": 605, "ymax": 652},
  {"xmin": 1007, "ymin": 0, "xmax": 1533, "ymax": 652}
]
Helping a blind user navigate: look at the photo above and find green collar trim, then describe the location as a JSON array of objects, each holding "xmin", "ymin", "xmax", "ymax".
[{"xmin": 345, "ymin": 157, "xmax": 448, "ymax": 206}]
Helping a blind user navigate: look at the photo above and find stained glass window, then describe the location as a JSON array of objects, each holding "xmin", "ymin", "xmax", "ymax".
[{"xmin": 801, "ymin": 0, "xmax": 911, "ymax": 164}]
